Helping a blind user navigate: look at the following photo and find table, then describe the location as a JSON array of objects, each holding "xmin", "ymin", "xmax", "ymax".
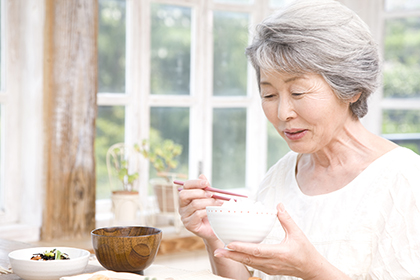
[
  {"xmin": 0, "ymin": 238, "xmax": 103, "ymax": 280},
  {"xmin": 0, "ymin": 238, "xmax": 234, "ymax": 280}
]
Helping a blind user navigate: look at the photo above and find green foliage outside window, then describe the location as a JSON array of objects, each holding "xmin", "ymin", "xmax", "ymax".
[
  {"xmin": 212, "ymin": 108, "xmax": 246, "ymax": 189},
  {"xmin": 382, "ymin": 110, "xmax": 420, "ymax": 134},
  {"xmin": 213, "ymin": 11, "xmax": 249, "ymax": 96},
  {"xmin": 383, "ymin": 16, "xmax": 420, "ymax": 99},
  {"xmin": 98, "ymin": 0, "xmax": 126, "ymax": 93},
  {"xmin": 382, "ymin": 15, "xmax": 420, "ymax": 155},
  {"xmin": 95, "ymin": 106, "xmax": 125, "ymax": 199},
  {"xmin": 149, "ymin": 107, "xmax": 189, "ymax": 181},
  {"xmin": 150, "ymin": 3, "xmax": 191, "ymax": 95}
]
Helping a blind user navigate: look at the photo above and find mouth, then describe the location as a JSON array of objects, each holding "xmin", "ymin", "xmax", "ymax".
[{"xmin": 283, "ymin": 129, "xmax": 308, "ymax": 140}]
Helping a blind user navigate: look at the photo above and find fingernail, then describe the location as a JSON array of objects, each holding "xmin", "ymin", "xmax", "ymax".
[
  {"xmin": 205, "ymin": 192, "xmax": 213, "ymax": 198},
  {"xmin": 278, "ymin": 203, "xmax": 285, "ymax": 213},
  {"xmin": 200, "ymin": 180, "xmax": 207, "ymax": 187}
]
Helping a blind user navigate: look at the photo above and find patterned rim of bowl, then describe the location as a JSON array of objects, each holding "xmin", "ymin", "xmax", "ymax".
[{"xmin": 206, "ymin": 206, "xmax": 277, "ymax": 215}]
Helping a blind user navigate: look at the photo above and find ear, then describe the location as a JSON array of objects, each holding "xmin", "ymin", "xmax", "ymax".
[{"xmin": 349, "ymin": 92, "xmax": 362, "ymax": 104}]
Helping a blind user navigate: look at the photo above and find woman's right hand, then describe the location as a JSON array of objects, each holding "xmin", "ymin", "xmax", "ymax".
[{"xmin": 178, "ymin": 174, "xmax": 223, "ymax": 242}]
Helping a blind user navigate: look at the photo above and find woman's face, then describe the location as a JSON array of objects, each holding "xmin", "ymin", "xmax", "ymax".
[{"xmin": 260, "ymin": 70, "xmax": 354, "ymax": 154}]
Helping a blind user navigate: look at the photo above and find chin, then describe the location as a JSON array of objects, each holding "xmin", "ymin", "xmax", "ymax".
[{"xmin": 286, "ymin": 142, "xmax": 314, "ymax": 154}]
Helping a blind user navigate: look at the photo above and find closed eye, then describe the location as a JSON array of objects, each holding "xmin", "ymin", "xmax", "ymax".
[
  {"xmin": 262, "ymin": 94, "xmax": 278, "ymax": 100},
  {"xmin": 292, "ymin": 92, "xmax": 304, "ymax": 96}
]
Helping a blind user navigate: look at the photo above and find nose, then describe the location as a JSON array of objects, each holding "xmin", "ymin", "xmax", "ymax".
[{"xmin": 277, "ymin": 98, "xmax": 296, "ymax": 121}]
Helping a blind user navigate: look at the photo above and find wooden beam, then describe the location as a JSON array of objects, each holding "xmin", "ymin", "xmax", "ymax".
[{"xmin": 42, "ymin": 0, "xmax": 98, "ymax": 240}]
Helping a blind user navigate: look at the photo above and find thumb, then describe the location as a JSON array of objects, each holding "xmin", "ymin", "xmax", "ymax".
[{"xmin": 276, "ymin": 203, "xmax": 300, "ymax": 236}]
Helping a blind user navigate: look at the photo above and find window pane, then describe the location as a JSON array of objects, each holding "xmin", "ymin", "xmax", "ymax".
[
  {"xmin": 214, "ymin": 0, "xmax": 252, "ymax": 4},
  {"xmin": 383, "ymin": 17, "xmax": 420, "ymax": 98},
  {"xmin": 213, "ymin": 11, "xmax": 249, "ymax": 96},
  {"xmin": 382, "ymin": 110, "xmax": 420, "ymax": 134},
  {"xmin": 95, "ymin": 106, "xmax": 125, "ymax": 199},
  {"xmin": 385, "ymin": 0, "xmax": 420, "ymax": 12},
  {"xmin": 98, "ymin": 0, "xmax": 126, "ymax": 93},
  {"xmin": 212, "ymin": 108, "xmax": 246, "ymax": 189},
  {"xmin": 382, "ymin": 110, "xmax": 420, "ymax": 154},
  {"xmin": 150, "ymin": 107, "xmax": 189, "ymax": 181},
  {"xmin": 267, "ymin": 122, "xmax": 290, "ymax": 169},
  {"xmin": 151, "ymin": 4, "xmax": 191, "ymax": 95}
]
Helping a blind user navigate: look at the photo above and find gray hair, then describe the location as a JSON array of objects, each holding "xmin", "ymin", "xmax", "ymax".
[{"xmin": 246, "ymin": 0, "xmax": 380, "ymax": 119}]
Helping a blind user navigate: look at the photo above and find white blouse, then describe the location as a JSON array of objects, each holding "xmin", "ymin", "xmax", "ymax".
[{"xmin": 253, "ymin": 147, "xmax": 420, "ymax": 280}]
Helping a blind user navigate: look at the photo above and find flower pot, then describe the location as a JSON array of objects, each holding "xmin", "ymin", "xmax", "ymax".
[
  {"xmin": 150, "ymin": 178, "xmax": 178, "ymax": 213},
  {"xmin": 111, "ymin": 191, "xmax": 140, "ymax": 225}
]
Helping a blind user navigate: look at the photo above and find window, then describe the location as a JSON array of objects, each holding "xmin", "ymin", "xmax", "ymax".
[
  {"xmin": 382, "ymin": 0, "xmax": 420, "ymax": 153},
  {"xmin": 0, "ymin": 0, "xmax": 417, "ymax": 237},
  {"xmin": 95, "ymin": 0, "xmax": 298, "ymax": 206},
  {"xmin": 99, "ymin": 0, "xmax": 417, "ymax": 205}
]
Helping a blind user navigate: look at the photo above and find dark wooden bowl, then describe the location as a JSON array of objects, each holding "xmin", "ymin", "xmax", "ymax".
[{"xmin": 91, "ymin": 226, "xmax": 162, "ymax": 275}]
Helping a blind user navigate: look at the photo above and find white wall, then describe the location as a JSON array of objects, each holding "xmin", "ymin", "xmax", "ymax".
[{"xmin": 0, "ymin": 0, "xmax": 45, "ymax": 242}]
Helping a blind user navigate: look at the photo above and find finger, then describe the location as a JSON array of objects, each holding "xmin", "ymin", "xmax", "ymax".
[
  {"xmin": 225, "ymin": 242, "xmax": 279, "ymax": 259},
  {"xmin": 178, "ymin": 188, "xmax": 213, "ymax": 207},
  {"xmin": 179, "ymin": 198, "xmax": 223, "ymax": 218},
  {"xmin": 214, "ymin": 248, "xmax": 270, "ymax": 268},
  {"xmin": 181, "ymin": 208, "xmax": 208, "ymax": 225},
  {"xmin": 183, "ymin": 175, "xmax": 210, "ymax": 190},
  {"xmin": 277, "ymin": 203, "xmax": 301, "ymax": 236}
]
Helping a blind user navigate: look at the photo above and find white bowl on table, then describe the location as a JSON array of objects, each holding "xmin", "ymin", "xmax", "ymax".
[
  {"xmin": 8, "ymin": 247, "xmax": 90, "ymax": 280},
  {"xmin": 206, "ymin": 205, "xmax": 278, "ymax": 246}
]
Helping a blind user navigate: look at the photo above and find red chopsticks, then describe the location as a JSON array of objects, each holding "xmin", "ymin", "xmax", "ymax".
[{"xmin": 174, "ymin": 180, "xmax": 248, "ymax": 202}]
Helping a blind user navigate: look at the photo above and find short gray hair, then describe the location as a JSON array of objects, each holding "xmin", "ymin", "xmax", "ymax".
[{"xmin": 246, "ymin": 0, "xmax": 380, "ymax": 119}]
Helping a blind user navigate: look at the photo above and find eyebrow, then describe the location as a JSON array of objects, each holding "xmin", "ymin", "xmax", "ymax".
[
  {"xmin": 260, "ymin": 76, "xmax": 304, "ymax": 86},
  {"xmin": 284, "ymin": 76, "xmax": 303, "ymax": 83}
]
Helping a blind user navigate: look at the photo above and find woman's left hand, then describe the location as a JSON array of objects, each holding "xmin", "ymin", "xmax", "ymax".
[{"xmin": 213, "ymin": 203, "xmax": 342, "ymax": 280}]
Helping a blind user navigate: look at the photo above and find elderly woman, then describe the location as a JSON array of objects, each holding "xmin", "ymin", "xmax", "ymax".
[{"xmin": 178, "ymin": 1, "xmax": 420, "ymax": 279}]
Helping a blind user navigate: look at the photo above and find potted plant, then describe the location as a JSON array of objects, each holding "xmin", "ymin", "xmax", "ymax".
[
  {"xmin": 106, "ymin": 143, "xmax": 141, "ymax": 224},
  {"xmin": 137, "ymin": 138, "xmax": 185, "ymax": 213}
]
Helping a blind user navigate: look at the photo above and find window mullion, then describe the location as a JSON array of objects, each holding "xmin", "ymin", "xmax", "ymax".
[
  {"xmin": 97, "ymin": 94, "xmax": 130, "ymax": 106},
  {"xmin": 381, "ymin": 98, "xmax": 420, "ymax": 110},
  {"xmin": 126, "ymin": 0, "xmax": 151, "ymax": 204},
  {"xmin": 244, "ymin": 0, "xmax": 270, "ymax": 193},
  {"xmin": 188, "ymin": 0, "xmax": 214, "ymax": 180}
]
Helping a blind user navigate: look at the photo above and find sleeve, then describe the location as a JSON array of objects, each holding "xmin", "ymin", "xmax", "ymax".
[{"xmin": 368, "ymin": 163, "xmax": 420, "ymax": 279}]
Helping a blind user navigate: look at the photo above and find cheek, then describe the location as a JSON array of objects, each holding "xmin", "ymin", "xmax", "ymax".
[
  {"xmin": 299, "ymin": 98, "xmax": 341, "ymax": 123},
  {"xmin": 261, "ymin": 101, "xmax": 278, "ymax": 122}
]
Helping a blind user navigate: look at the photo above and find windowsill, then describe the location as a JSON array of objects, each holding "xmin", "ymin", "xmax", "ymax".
[{"xmin": 0, "ymin": 195, "xmax": 196, "ymax": 244}]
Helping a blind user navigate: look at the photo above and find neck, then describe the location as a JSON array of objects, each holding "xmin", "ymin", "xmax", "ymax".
[
  {"xmin": 303, "ymin": 119, "xmax": 378, "ymax": 169},
  {"xmin": 296, "ymin": 119, "xmax": 397, "ymax": 196}
]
